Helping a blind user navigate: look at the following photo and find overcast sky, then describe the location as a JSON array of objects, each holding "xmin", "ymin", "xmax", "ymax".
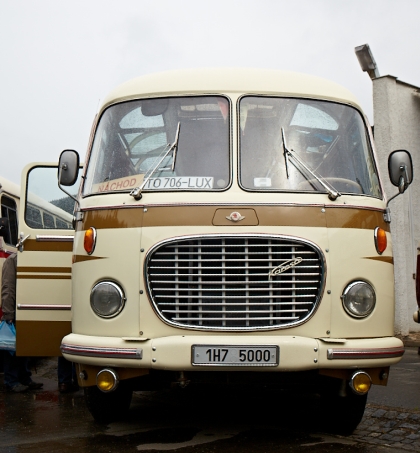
[{"xmin": 1, "ymin": 0, "xmax": 419, "ymax": 185}]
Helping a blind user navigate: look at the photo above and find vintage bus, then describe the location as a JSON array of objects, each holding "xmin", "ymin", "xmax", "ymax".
[
  {"xmin": 0, "ymin": 178, "xmax": 20, "ymax": 309},
  {"xmin": 20, "ymin": 69, "xmax": 413, "ymax": 434},
  {"xmin": 1, "ymin": 175, "xmax": 73, "ymax": 270},
  {"xmin": 4, "ymin": 169, "xmax": 76, "ymax": 356}
]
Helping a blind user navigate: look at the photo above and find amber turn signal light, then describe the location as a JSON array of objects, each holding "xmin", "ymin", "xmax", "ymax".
[
  {"xmin": 84, "ymin": 227, "xmax": 97, "ymax": 255},
  {"xmin": 374, "ymin": 227, "xmax": 387, "ymax": 254}
]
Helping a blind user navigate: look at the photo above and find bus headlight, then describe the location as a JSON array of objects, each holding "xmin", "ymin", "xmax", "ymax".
[
  {"xmin": 90, "ymin": 281, "xmax": 126, "ymax": 318},
  {"xmin": 341, "ymin": 281, "xmax": 376, "ymax": 318}
]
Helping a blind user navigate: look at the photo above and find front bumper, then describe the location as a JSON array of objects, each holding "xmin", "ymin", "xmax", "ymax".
[{"xmin": 61, "ymin": 334, "xmax": 404, "ymax": 371}]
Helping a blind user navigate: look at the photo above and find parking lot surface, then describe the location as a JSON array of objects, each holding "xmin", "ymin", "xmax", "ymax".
[{"xmin": 0, "ymin": 344, "xmax": 419, "ymax": 452}]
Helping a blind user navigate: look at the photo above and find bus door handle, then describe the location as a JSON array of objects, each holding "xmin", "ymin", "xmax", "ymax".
[{"xmin": 16, "ymin": 232, "xmax": 31, "ymax": 252}]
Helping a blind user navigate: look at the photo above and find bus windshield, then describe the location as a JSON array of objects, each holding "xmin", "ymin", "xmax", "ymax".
[
  {"xmin": 83, "ymin": 96, "xmax": 230, "ymax": 195},
  {"xmin": 239, "ymin": 96, "xmax": 381, "ymax": 197}
]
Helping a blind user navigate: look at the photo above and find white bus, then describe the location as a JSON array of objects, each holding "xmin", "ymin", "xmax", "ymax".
[{"xmin": 20, "ymin": 68, "xmax": 413, "ymax": 434}]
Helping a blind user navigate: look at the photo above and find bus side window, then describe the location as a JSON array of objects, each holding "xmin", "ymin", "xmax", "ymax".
[
  {"xmin": 56, "ymin": 218, "xmax": 71, "ymax": 229},
  {"xmin": 1, "ymin": 195, "xmax": 18, "ymax": 246},
  {"xmin": 43, "ymin": 212, "xmax": 56, "ymax": 228},
  {"xmin": 26, "ymin": 205, "xmax": 43, "ymax": 229}
]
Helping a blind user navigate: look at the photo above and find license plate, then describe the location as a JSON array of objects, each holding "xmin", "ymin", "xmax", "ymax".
[
  {"xmin": 192, "ymin": 345, "xmax": 279, "ymax": 366},
  {"xmin": 144, "ymin": 176, "xmax": 214, "ymax": 190}
]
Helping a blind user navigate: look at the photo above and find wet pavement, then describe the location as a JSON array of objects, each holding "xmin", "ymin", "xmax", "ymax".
[{"xmin": 0, "ymin": 345, "xmax": 420, "ymax": 452}]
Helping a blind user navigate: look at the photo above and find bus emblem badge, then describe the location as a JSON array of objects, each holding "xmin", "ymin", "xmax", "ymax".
[
  {"xmin": 269, "ymin": 257, "xmax": 303, "ymax": 278},
  {"xmin": 226, "ymin": 212, "xmax": 245, "ymax": 222}
]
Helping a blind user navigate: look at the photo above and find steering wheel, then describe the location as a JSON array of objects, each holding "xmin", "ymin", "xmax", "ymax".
[
  {"xmin": 128, "ymin": 129, "xmax": 166, "ymax": 152},
  {"xmin": 297, "ymin": 177, "xmax": 364, "ymax": 194},
  {"xmin": 133, "ymin": 144, "xmax": 170, "ymax": 172}
]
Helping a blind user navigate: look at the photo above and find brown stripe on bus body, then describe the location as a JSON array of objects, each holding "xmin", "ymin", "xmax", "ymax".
[
  {"xmin": 73, "ymin": 255, "xmax": 106, "ymax": 264},
  {"xmin": 79, "ymin": 205, "xmax": 389, "ymax": 231},
  {"xmin": 18, "ymin": 266, "xmax": 71, "ymax": 273},
  {"xmin": 16, "ymin": 321, "xmax": 71, "ymax": 356},
  {"xmin": 23, "ymin": 239, "xmax": 74, "ymax": 252},
  {"xmin": 17, "ymin": 275, "xmax": 71, "ymax": 280},
  {"xmin": 325, "ymin": 206, "xmax": 390, "ymax": 232},
  {"xmin": 364, "ymin": 256, "xmax": 394, "ymax": 265}
]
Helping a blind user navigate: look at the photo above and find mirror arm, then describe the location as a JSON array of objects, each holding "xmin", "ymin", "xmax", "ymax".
[
  {"xmin": 58, "ymin": 164, "xmax": 80, "ymax": 208},
  {"xmin": 384, "ymin": 191, "xmax": 404, "ymax": 223},
  {"xmin": 399, "ymin": 165, "xmax": 409, "ymax": 193}
]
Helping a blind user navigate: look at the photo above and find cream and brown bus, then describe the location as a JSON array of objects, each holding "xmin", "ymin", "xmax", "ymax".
[
  {"xmin": 11, "ymin": 167, "xmax": 76, "ymax": 356},
  {"xmin": 1, "ymin": 175, "xmax": 73, "ymax": 296},
  {"xmin": 24, "ymin": 68, "xmax": 413, "ymax": 433}
]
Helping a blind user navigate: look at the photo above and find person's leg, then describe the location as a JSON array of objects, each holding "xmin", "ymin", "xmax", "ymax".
[
  {"xmin": 58, "ymin": 356, "xmax": 72, "ymax": 384},
  {"xmin": 58, "ymin": 356, "xmax": 78, "ymax": 392},
  {"xmin": 19, "ymin": 358, "xmax": 43, "ymax": 389},
  {"xmin": 18, "ymin": 357, "xmax": 31, "ymax": 384},
  {"xmin": 3, "ymin": 353, "xmax": 28, "ymax": 392}
]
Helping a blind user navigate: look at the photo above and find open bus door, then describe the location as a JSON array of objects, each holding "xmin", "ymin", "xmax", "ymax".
[{"xmin": 15, "ymin": 163, "xmax": 81, "ymax": 356}]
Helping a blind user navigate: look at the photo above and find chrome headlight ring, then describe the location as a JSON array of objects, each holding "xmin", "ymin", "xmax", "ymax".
[
  {"xmin": 90, "ymin": 281, "xmax": 126, "ymax": 318},
  {"xmin": 341, "ymin": 280, "xmax": 376, "ymax": 318}
]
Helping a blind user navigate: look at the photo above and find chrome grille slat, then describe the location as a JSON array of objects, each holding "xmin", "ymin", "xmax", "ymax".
[
  {"xmin": 155, "ymin": 293, "xmax": 317, "ymax": 298},
  {"xmin": 150, "ymin": 264, "xmax": 321, "ymax": 269},
  {"xmin": 152, "ymin": 254, "xmax": 318, "ymax": 259},
  {"xmin": 163, "ymin": 309, "xmax": 309, "ymax": 314},
  {"xmin": 146, "ymin": 235, "xmax": 324, "ymax": 330},
  {"xmin": 173, "ymin": 316, "xmax": 301, "ymax": 321},
  {"xmin": 154, "ymin": 286, "xmax": 319, "ymax": 291},
  {"xmin": 159, "ymin": 301, "xmax": 315, "ymax": 306},
  {"xmin": 150, "ymin": 272, "xmax": 321, "ymax": 277}
]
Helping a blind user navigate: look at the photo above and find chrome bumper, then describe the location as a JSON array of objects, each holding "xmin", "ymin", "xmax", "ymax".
[{"xmin": 61, "ymin": 334, "xmax": 404, "ymax": 371}]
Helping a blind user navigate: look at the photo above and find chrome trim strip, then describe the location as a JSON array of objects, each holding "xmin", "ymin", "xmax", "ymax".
[
  {"xmin": 17, "ymin": 304, "xmax": 71, "ymax": 310},
  {"xmin": 36, "ymin": 235, "xmax": 74, "ymax": 242},
  {"xmin": 327, "ymin": 347, "xmax": 405, "ymax": 360},
  {"xmin": 80, "ymin": 203, "xmax": 385, "ymax": 212},
  {"xmin": 61, "ymin": 343, "xmax": 143, "ymax": 359}
]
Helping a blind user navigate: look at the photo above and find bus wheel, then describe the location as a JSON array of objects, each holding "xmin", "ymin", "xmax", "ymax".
[
  {"xmin": 320, "ymin": 385, "xmax": 367, "ymax": 435},
  {"xmin": 84, "ymin": 382, "xmax": 133, "ymax": 423}
]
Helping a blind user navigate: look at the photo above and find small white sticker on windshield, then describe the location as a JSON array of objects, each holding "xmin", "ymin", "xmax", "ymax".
[
  {"xmin": 254, "ymin": 178, "xmax": 272, "ymax": 187},
  {"xmin": 143, "ymin": 177, "xmax": 214, "ymax": 190}
]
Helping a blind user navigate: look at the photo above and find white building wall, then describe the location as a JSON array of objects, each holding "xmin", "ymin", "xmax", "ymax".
[{"xmin": 373, "ymin": 75, "xmax": 420, "ymax": 335}]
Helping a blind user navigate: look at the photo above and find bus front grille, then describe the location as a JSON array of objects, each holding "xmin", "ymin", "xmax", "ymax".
[{"xmin": 145, "ymin": 235, "xmax": 325, "ymax": 331}]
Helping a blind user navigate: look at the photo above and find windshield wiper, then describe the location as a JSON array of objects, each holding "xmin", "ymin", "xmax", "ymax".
[
  {"xmin": 281, "ymin": 128, "xmax": 290, "ymax": 179},
  {"xmin": 171, "ymin": 122, "xmax": 181, "ymax": 171},
  {"xmin": 130, "ymin": 122, "xmax": 181, "ymax": 200},
  {"xmin": 281, "ymin": 128, "xmax": 340, "ymax": 201}
]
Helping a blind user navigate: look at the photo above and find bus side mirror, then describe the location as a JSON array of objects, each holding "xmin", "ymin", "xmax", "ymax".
[
  {"xmin": 388, "ymin": 149, "xmax": 413, "ymax": 194},
  {"xmin": 58, "ymin": 149, "xmax": 80, "ymax": 186}
]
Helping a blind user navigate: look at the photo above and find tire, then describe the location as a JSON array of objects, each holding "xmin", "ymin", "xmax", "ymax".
[
  {"xmin": 320, "ymin": 384, "xmax": 367, "ymax": 435},
  {"xmin": 84, "ymin": 383, "xmax": 133, "ymax": 423}
]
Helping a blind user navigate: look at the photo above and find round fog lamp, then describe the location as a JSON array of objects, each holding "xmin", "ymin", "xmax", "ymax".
[
  {"xmin": 350, "ymin": 371, "xmax": 371, "ymax": 395},
  {"xmin": 97, "ymin": 368, "xmax": 119, "ymax": 393},
  {"xmin": 90, "ymin": 281, "xmax": 126, "ymax": 318},
  {"xmin": 342, "ymin": 281, "xmax": 376, "ymax": 318}
]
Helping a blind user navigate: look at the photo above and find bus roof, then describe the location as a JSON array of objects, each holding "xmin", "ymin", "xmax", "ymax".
[
  {"xmin": 101, "ymin": 68, "xmax": 362, "ymax": 113},
  {"xmin": 0, "ymin": 177, "xmax": 20, "ymax": 200}
]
